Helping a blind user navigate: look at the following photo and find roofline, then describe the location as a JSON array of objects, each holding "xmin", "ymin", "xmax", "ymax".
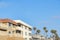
[
  {"xmin": 0, "ymin": 18, "xmax": 32, "ymax": 29},
  {"xmin": 0, "ymin": 18, "xmax": 16, "ymax": 25},
  {"xmin": 14, "ymin": 20, "xmax": 32, "ymax": 28}
]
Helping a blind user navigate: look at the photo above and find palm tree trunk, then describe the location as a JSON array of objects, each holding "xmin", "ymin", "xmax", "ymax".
[{"xmin": 45, "ymin": 33, "xmax": 47, "ymax": 40}]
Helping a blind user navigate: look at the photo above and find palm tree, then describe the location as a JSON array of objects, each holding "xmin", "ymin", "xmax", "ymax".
[
  {"xmin": 51, "ymin": 29, "xmax": 59, "ymax": 40},
  {"xmin": 43, "ymin": 27, "xmax": 46, "ymax": 34},
  {"xmin": 43, "ymin": 27, "xmax": 46, "ymax": 31},
  {"xmin": 43, "ymin": 27, "xmax": 48, "ymax": 40},
  {"xmin": 51, "ymin": 29, "xmax": 56, "ymax": 34},
  {"xmin": 36, "ymin": 29, "xmax": 41, "ymax": 34},
  {"xmin": 45, "ymin": 30, "xmax": 48, "ymax": 36},
  {"xmin": 33, "ymin": 27, "xmax": 37, "ymax": 34},
  {"xmin": 55, "ymin": 33, "xmax": 59, "ymax": 40},
  {"xmin": 36, "ymin": 29, "xmax": 42, "ymax": 40},
  {"xmin": 51, "ymin": 29, "xmax": 57, "ymax": 40}
]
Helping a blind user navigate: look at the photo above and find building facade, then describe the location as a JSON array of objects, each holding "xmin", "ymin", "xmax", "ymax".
[
  {"xmin": 0, "ymin": 19, "xmax": 32, "ymax": 40},
  {"xmin": 14, "ymin": 20, "xmax": 32, "ymax": 40}
]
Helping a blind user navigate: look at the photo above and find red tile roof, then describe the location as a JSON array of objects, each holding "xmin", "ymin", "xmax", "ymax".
[{"xmin": 0, "ymin": 18, "xmax": 16, "ymax": 25}]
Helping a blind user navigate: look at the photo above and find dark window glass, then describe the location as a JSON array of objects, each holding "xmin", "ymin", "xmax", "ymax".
[
  {"xmin": 29, "ymin": 33, "xmax": 31, "ymax": 36},
  {"xmin": 29, "ymin": 28, "xmax": 32, "ymax": 31},
  {"xmin": 9, "ymin": 31, "xmax": 11, "ymax": 34},
  {"xmin": 17, "ymin": 23, "xmax": 21, "ymax": 27},
  {"xmin": 25, "ymin": 26, "xmax": 27, "ymax": 29},
  {"xmin": 8, "ymin": 22, "xmax": 11, "ymax": 26},
  {"xmin": 16, "ymin": 30, "xmax": 21, "ymax": 34},
  {"xmin": 12, "ymin": 31, "xmax": 14, "ymax": 33}
]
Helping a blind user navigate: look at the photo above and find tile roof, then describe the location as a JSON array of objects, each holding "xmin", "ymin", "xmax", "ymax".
[{"xmin": 0, "ymin": 18, "xmax": 16, "ymax": 25}]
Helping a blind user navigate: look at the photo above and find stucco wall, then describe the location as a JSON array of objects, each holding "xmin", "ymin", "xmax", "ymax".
[{"xmin": 0, "ymin": 35, "xmax": 24, "ymax": 40}]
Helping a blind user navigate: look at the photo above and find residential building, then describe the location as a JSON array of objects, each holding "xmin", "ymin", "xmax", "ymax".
[
  {"xmin": 0, "ymin": 19, "xmax": 17, "ymax": 36},
  {"xmin": 0, "ymin": 18, "xmax": 32, "ymax": 40},
  {"xmin": 14, "ymin": 20, "xmax": 32, "ymax": 40}
]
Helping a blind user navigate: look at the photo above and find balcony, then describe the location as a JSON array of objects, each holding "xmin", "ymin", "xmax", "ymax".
[
  {"xmin": 0, "ymin": 24, "xmax": 8, "ymax": 29},
  {"xmin": 15, "ymin": 26, "xmax": 23, "ymax": 30}
]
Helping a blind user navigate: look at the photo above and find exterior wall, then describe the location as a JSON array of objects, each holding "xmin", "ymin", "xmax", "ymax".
[
  {"xmin": 16, "ymin": 24, "xmax": 32, "ymax": 40},
  {"xmin": 0, "ymin": 22, "xmax": 24, "ymax": 40},
  {"xmin": 0, "ymin": 22, "xmax": 8, "ymax": 29},
  {"xmin": 22, "ymin": 25, "xmax": 32, "ymax": 40},
  {"xmin": 0, "ymin": 19, "xmax": 32, "ymax": 40},
  {"xmin": 14, "ymin": 20, "xmax": 32, "ymax": 40},
  {"xmin": 0, "ymin": 22, "xmax": 8, "ymax": 35},
  {"xmin": 0, "ymin": 35, "xmax": 24, "ymax": 40}
]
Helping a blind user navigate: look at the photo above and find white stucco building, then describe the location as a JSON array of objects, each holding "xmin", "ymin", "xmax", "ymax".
[{"xmin": 14, "ymin": 20, "xmax": 32, "ymax": 40}]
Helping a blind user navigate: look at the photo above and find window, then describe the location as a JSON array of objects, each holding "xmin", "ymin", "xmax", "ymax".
[
  {"xmin": 29, "ymin": 28, "xmax": 32, "ymax": 31},
  {"xmin": 9, "ymin": 31, "xmax": 15, "ymax": 34},
  {"xmin": 13, "ymin": 24, "xmax": 16, "ymax": 27},
  {"xmin": 25, "ymin": 38, "xmax": 27, "ymax": 40},
  {"xmin": 17, "ymin": 23, "xmax": 21, "ymax": 27},
  {"xmin": 18, "ymin": 24, "xmax": 21, "ymax": 27},
  {"xmin": 8, "ymin": 22, "xmax": 12, "ymax": 26},
  {"xmin": 9, "ymin": 31, "xmax": 11, "ymax": 34},
  {"xmin": 12, "ymin": 31, "xmax": 14, "ymax": 33},
  {"xmin": 25, "ymin": 26, "xmax": 27, "ymax": 29},
  {"xmin": 25, "ymin": 32, "xmax": 27, "ymax": 36},
  {"xmin": 29, "ymin": 33, "xmax": 31, "ymax": 36},
  {"xmin": 16, "ymin": 30, "xmax": 21, "ymax": 34}
]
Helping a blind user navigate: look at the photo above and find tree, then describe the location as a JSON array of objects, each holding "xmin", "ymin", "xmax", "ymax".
[
  {"xmin": 45, "ymin": 30, "xmax": 48, "ymax": 38},
  {"xmin": 43, "ymin": 27, "xmax": 46, "ymax": 30},
  {"xmin": 51, "ymin": 29, "xmax": 59, "ymax": 40},
  {"xmin": 33, "ymin": 27, "xmax": 37, "ymax": 34},
  {"xmin": 43, "ymin": 27, "xmax": 48, "ymax": 40},
  {"xmin": 51, "ymin": 29, "xmax": 56, "ymax": 34},
  {"xmin": 51, "ymin": 29, "xmax": 57, "ymax": 40},
  {"xmin": 36, "ymin": 29, "xmax": 41, "ymax": 34},
  {"xmin": 55, "ymin": 33, "xmax": 59, "ymax": 40}
]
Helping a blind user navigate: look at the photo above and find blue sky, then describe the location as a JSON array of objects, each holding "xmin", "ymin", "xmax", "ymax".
[{"xmin": 0, "ymin": 0, "xmax": 60, "ymax": 37}]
